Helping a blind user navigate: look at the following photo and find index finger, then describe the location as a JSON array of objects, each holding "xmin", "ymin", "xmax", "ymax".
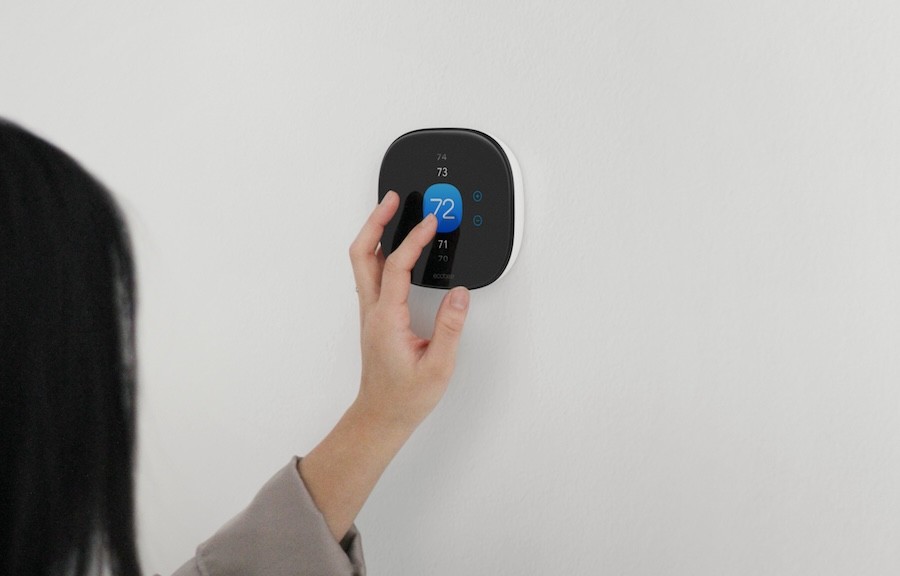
[{"xmin": 380, "ymin": 213, "xmax": 438, "ymax": 306}]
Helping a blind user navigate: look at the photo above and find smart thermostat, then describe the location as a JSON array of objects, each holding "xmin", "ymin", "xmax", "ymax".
[{"xmin": 378, "ymin": 128, "xmax": 523, "ymax": 289}]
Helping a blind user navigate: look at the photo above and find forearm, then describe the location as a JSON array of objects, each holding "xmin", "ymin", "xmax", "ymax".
[{"xmin": 298, "ymin": 399, "xmax": 417, "ymax": 542}]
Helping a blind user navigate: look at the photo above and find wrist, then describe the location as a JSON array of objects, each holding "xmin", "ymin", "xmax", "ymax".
[{"xmin": 347, "ymin": 397, "xmax": 419, "ymax": 444}]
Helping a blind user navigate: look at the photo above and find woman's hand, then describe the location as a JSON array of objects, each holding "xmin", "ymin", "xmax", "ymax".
[
  {"xmin": 349, "ymin": 190, "xmax": 470, "ymax": 432},
  {"xmin": 299, "ymin": 191, "xmax": 469, "ymax": 542}
]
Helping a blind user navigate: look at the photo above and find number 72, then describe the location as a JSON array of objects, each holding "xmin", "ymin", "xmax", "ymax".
[{"xmin": 429, "ymin": 198, "xmax": 456, "ymax": 220}]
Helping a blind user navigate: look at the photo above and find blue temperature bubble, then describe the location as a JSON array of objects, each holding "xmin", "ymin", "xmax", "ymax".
[{"xmin": 423, "ymin": 183, "xmax": 463, "ymax": 233}]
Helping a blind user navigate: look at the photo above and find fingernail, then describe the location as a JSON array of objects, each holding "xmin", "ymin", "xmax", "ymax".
[
  {"xmin": 450, "ymin": 287, "xmax": 469, "ymax": 310},
  {"xmin": 380, "ymin": 191, "xmax": 395, "ymax": 205},
  {"xmin": 423, "ymin": 213, "xmax": 437, "ymax": 225}
]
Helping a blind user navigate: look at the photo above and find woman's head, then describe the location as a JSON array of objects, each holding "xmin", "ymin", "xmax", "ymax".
[{"xmin": 0, "ymin": 119, "xmax": 141, "ymax": 575}]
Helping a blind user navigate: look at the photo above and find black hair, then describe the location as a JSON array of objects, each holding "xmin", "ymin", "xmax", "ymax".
[{"xmin": 0, "ymin": 119, "xmax": 142, "ymax": 576}]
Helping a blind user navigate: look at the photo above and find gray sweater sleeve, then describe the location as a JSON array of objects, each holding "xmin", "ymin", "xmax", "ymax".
[{"xmin": 169, "ymin": 457, "xmax": 366, "ymax": 576}]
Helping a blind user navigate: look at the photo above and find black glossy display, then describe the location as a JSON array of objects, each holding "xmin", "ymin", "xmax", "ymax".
[{"xmin": 378, "ymin": 128, "xmax": 515, "ymax": 289}]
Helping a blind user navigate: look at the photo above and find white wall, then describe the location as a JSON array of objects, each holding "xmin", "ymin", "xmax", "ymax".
[{"xmin": 3, "ymin": 1, "xmax": 899, "ymax": 574}]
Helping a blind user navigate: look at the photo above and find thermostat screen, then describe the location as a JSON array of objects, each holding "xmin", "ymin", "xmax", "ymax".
[{"xmin": 379, "ymin": 129, "xmax": 515, "ymax": 289}]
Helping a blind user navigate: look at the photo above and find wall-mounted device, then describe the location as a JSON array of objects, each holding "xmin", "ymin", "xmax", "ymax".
[{"xmin": 378, "ymin": 128, "xmax": 523, "ymax": 290}]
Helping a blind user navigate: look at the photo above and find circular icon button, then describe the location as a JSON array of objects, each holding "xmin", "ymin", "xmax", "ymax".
[
  {"xmin": 423, "ymin": 183, "xmax": 463, "ymax": 233},
  {"xmin": 473, "ymin": 215, "xmax": 484, "ymax": 227},
  {"xmin": 473, "ymin": 190, "xmax": 483, "ymax": 202}
]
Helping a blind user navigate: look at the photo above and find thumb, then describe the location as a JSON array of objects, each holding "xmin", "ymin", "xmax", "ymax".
[{"xmin": 423, "ymin": 287, "xmax": 470, "ymax": 376}]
